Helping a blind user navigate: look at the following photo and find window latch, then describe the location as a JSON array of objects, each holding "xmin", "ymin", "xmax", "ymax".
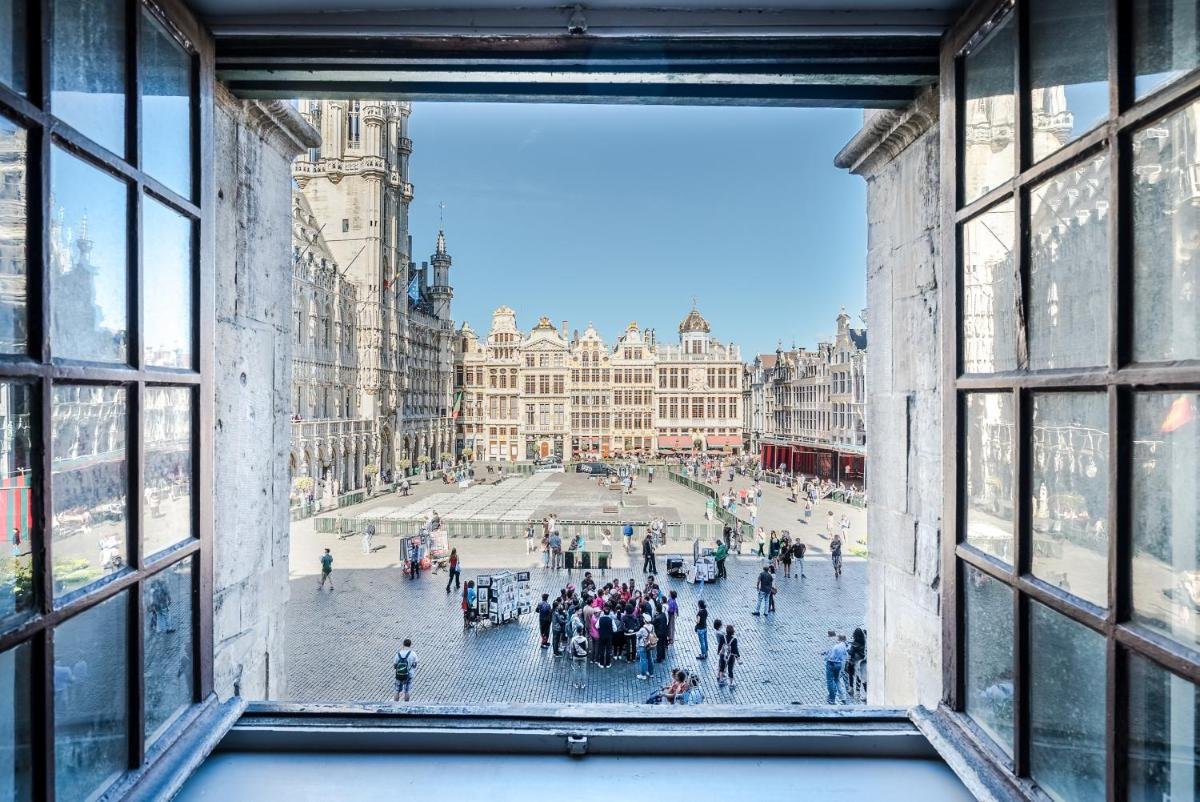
[{"xmin": 566, "ymin": 735, "xmax": 588, "ymax": 757}]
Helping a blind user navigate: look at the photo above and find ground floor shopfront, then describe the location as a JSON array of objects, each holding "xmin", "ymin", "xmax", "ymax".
[{"xmin": 761, "ymin": 441, "xmax": 865, "ymax": 484}]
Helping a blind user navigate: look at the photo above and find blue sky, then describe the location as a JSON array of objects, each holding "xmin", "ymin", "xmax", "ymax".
[{"xmin": 407, "ymin": 102, "xmax": 866, "ymax": 358}]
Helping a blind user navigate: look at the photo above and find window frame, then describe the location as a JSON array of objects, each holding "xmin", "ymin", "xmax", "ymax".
[
  {"xmin": 942, "ymin": 1, "xmax": 1200, "ymax": 799},
  {"xmin": 0, "ymin": 0, "xmax": 214, "ymax": 799}
]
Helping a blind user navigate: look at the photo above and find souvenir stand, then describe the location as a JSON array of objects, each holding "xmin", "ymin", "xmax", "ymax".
[
  {"xmin": 686, "ymin": 538, "xmax": 717, "ymax": 584},
  {"xmin": 475, "ymin": 570, "xmax": 533, "ymax": 625}
]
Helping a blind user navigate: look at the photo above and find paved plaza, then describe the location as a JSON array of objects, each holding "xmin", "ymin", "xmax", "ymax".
[{"xmin": 284, "ymin": 470, "xmax": 867, "ymax": 705}]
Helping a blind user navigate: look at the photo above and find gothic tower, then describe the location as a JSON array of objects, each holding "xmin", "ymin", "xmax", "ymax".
[{"xmin": 428, "ymin": 229, "xmax": 453, "ymax": 321}]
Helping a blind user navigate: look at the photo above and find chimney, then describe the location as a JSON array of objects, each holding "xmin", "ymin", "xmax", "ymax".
[{"xmin": 561, "ymin": 320, "xmax": 568, "ymax": 339}]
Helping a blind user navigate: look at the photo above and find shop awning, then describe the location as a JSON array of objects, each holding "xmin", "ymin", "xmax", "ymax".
[
  {"xmin": 706, "ymin": 435, "xmax": 742, "ymax": 447},
  {"xmin": 656, "ymin": 436, "xmax": 693, "ymax": 449}
]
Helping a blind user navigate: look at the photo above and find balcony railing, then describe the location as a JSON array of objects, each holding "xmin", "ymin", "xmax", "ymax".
[{"xmin": 291, "ymin": 418, "xmax": 374, "ymax": 440}]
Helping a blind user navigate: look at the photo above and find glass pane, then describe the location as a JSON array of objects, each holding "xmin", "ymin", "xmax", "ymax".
[
  {"xmin": 1129, "ymin": 654, "xmax": 1200, "ymax": 802},
  {"xmin": 1031, "ymin": 392, "xmax": 1109, "ymax": 607},
  {"xmin": 144, "ymin": 387, "xmax": 192, "ymax": 557},
  {"xmin": 0, "ymin": 382, "xmax": 36, "ymax": 627},
  {"xmin": 1134, "ymin": 0, "xmax": 1200, "ymax": 99},
  {"xmin": 965, "ymin": 393, "xmax": 1014, "ymax": 562},
  {"xmin": 51, "ymin": 385, "xmax": 127, "ymax": 599},
  {"xmin": 50, "ymin": 147, "xmax": 128, "ymax": 364},
  {"xmin": 964, "ymin": 566, "xmax": 1014, "ymax": 756},
  {"xmin": 1028, "ymin": 154, "xmax": 1110, "ymax": 371},
  {"xmin": 1132, "ymin": 392, "xmax": 1200, "ymax": 649},
  {"xmin": 0, "ymin": 0, "xmax": 27, "ymax": 94},
  {"xmin": 1029, "ymin": 0, "xmax": 1109, "ymax": 163},
  {"xmin": 961, "ymin": 201, "xmax": 1017, "ymax": 373},
  {"xmin": 51, "ymin": 0, "xmax": 126, "ymax": 156},
  {"xmin": 143, "ymin": 198, "xmax": 192, "ymax": 368},
  {"xmin": 144, "ymin": 558, "xmax": 193, "ymax": 747},
  {"xmin": 54, "ymin": 591, "xmax": 128, "ymax": 802},
  {"xmin": 962, "ymin": 12, "xmax": 1015, "ymax": 205},
  {"xmin": 0, "ymin": 642, "xmax": 33, "ymax": 802},
  {"xmin": 0, "ymin": 115, "xmax": 27, "ymax": 354},
  {"xmin": 1131, "ymin": 100, "xmax": 1200, "ymax": 363},
  {"xmin": 140, "ymin": 9, "xmax": 192, "ymax": 198},
  {"xmin": 1029, "ymin": 601, "xmax": 1106, "ymax": 802}
]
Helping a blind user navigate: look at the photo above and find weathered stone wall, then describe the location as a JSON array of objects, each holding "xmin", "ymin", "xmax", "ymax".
[
  {"xmin": 212, "ymin": 87, "xmax": 319, "ymax": 700},
  {"xmin": 835, "ymin": 90, "xmax": 943, "ymax": 708}
]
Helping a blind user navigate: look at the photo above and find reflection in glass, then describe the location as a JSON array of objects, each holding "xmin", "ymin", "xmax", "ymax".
[
  {"xmin": 0, "ymin": 0, "xmax": 27, "ymax": 95},
  {"xmin": 50, "ymin": 147, "xmax": 128, "ymax": 364},
  {"xmin": 1134, "ymin": 0, "xmax": 1200, "ymax": 99},
  {"xmin": 962, "ymin": 12, "xmax": 1015, "ymax": 205},
  {"xmin": 143, "ymin": 198, "xmax": 192, "ymax": 368},
  {"xmin": 1128, "ymin": 654, "xmax": 1200, "ymax": 802},
  {"xmin": 0, "ymin": 115, "xmax": 26, "ymax": 354},
  {"xmin": 965, "ymin": 566, "xmax": 1014, "ymax": 757},
  {"xmin": 1133, "ymin": 392, "xmax": 1200, "ymax": 650},
  {"xmin": 1028, "ymin": 154, "xmax": 1110, "ymax": 370},
  {"xmin": 965, "ymin": 394, "xmax": 1014, "ymax": 562},
  {"xmin": 54, "ymin": 592, "xmax": 128, "ymax": 802},
  {"xmin": 1132, "ymin": 100, "xmax": 1200, "ymax": 363},
  {"xmin": 144, "ymin": 388, "xmax": 192, "ymax": 557},
  {"xmin": 145, "ymin": 559, "xmax": 193, "ymax": 747},
  {"xmin": 1029, "ymin": 0, "xmax": 1109, "ymax": 163},
  {"xmin": 1031, "ymin": 393, "xmax": 1109, "ymax": 607},
  {"xmin": 50, "ymin": 0, "xmax": 126, "ymax": 156},
  {"xmin": 140, "ymin": 8, "xmax": 193, "ymax": 198},
  {"xmin": 51, "ymin": 385, "xmax": 127, "ymax": 599},
  {"xmin": 0, "ymin": 382, "xmax": 35, "ymax": 626},
  {"xmin": 0, "ymin": 642, "xmax": 33, "ymax": 801},
  {"xmin": 1030, "ymin": 602, "xmax": 1106, "ymax": 802},
  {"xmin": 961, "ymin": 201, "xmax": 1017, "ymax": 373}
]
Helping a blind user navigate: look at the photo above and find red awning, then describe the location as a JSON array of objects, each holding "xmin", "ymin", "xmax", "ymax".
[
  {"xmin": 706, "ymin": 435, "xmax": 741, "ymax": 446},
  {"xmin": 656, "ymin": 436, "xmax": 692, "ymax": 449}
]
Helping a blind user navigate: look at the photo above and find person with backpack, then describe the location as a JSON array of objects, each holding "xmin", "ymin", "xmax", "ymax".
[
  {"xmin": 536, "ymin": 593, "xmax": 553, "ymax": 648},
  {"xmin": 392, "ymin": 639, "xmax": 417, "ymax": 701},
  {"xmin": 569, "ymin": 628, "xmax": 590, "ymax": 689},
  {"xmin": 317, "ymin": 548, "xmax": 334, "ymax": 591},
  {"xmin": 636, "ymin": 614, "xmax": 658, "ymax": 680}
]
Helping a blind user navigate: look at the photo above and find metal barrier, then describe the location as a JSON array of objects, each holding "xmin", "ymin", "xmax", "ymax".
[
  {"xmin": 665, "ymin": 469, "xmax": 754, "ymax": 541},
  {"xmin": 312, "ymin": 514, "xmax": 723, "ymax": 542}
]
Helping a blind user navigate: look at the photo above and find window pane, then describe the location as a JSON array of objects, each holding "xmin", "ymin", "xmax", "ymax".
[
  {"xmin": 961, "ymin": 12, "xmax": 1015, "ymax": 205},
  {"xmin": 0, "ymin": 642, "xmax": 33, "ymax": 802},
  {"xmin": 965, "ymin": 393, "xmax": 1014, "ymax": 562},
  {"xmin": 144, "ymin": 387, "xmax": 192, "ymax": 557},
  {"xmin": 1029, "ymin": 601, "xmax": 1106, "ymax": 802},
  {"xmin": 1132, "ymin": 392, "xmax": 1200, "ymax": 650},
  {"xmin": 1128, "ymin": 654, "xmax": 1200, "ymax": 802},
  {"xmin": 50, "ymin": 0, "xmax": 126, "ymax": 156},
  {"xmin": 1131, "ymin": 100, "xmax": 1200, "ymax": 363},
  {"xmin": 961, "ymin": 201, "xmax": 1017, "ymax": 374},
  {"xmin": 1134, "ymin": 0, "xmax": 1200, "ymax": 99},
  {"xmin": 52, "ymin": 385, "xmax": 127, "ymax": 599},
  {"xmin": 54, "ymin": 592, "xmax": 128, "ymax": 800},
  {"xmin": 50, "ymin": 147, "xmax": 128, "ymax": 364},
  {"xmin": 1029, "ymin": 0, "xmax": 1109, "ymax": 163},
  {"xmin": 143, "ymin": 197, "xmax": 192, "ymax": 368},
  {"xmin": 0, "ymin": 115, "xmax": 27, "ymax": 355},
  {"xmin": 1028, "ymin": 154, "xmax": 1110, "ymax": 371},
  {"xmin": 1031, "ymin": 392, "xmax": 1109, "ymax": 607},
  {"xmin": 0, "ymin": 382, "xmax": 36, "ymax": 627},
  {"xmin": 964, "ymin": 566, "xmax": 1014, "ymax": 756},
  {"xmin": 144, "ymin": 558, "xmax": 193, "ymax": 747},
  {"xmin": 140, "ymin": 8, "xmax": 192, "ymax": 198},
  {"xmin": 0, "ymin": 0, "xmax": 27, "ymax": 95}
]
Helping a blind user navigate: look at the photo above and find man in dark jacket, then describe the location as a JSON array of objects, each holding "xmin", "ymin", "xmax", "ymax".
[
  {"xmin": 752, "ymin": 565, "xmax": 773, "ymax": 616},
  {"xmin": 642, "ymin": 533, "xmax": 657, "ymax": 574},
  {"xmin": 536, "ymin": 593, "xmax": 553, "ymax": 649},
  {"xmin": 653, "ymin": 608, "xmax": 669, "ymax": 663},
  {"xmin": 596, "ymin": 605, "xmax": 616, "ymax": 667}
]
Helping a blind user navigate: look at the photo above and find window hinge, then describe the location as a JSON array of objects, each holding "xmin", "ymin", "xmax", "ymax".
[{"xmin": 566, "ymin": 735, "xmax": 588, "ymax": 757}]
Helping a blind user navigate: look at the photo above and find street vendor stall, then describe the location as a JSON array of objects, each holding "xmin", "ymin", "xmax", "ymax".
[{"xmin": 475, "ymin": 570, "xmax": 532, "ymax": 625}]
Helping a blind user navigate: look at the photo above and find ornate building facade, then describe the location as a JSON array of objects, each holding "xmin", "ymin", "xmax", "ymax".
[
  {"xmin": 289, "ymin": 100, "xmax": 455, "ymax": 496},
  {"xmin": 454, "ymin": 305, "xmax": 743, "ymax": 461}
]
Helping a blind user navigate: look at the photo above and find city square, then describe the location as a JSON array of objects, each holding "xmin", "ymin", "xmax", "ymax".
[{"xmin": 285, "ymin": 469, "xmax": 867, "ymax": 704}]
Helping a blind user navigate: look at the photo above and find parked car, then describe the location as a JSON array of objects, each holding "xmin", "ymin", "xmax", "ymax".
[
  {"xmin": 575, "ymin": 462, "xmax": 615, "ymax": 477},
  {"xmin": 534, "ymin": 457, "xmax": 565, "ymax": 473}
]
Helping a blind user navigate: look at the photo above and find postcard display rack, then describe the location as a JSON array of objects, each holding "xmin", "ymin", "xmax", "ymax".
[{"xmin": 476, "ymin": 571, "xmax": 533, "ymax": 624}]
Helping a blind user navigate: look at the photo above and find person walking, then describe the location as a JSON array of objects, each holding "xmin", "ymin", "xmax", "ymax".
[
  {"xmin": 408, "ymin": 538, "xmax": 422, "ymax": 580},
  {"xmin": 642, "ymin": 533, "xmax": 657, "ymax": 574},
  {"xmin": 666, "ymin": 590, "xmax": 679, "ymax": 645},
  {"xmin": 754, "ymin": 527, "xmax": 766, "ymax": 557},
  {"xmin": 768, "ymin": 530, "xmax": 781, "ymax": 568},
  {"xmin": 780, "ymin": 534, "xmax": 793, "ymax": 578},
  {"xmin": 445, "ymin": 548, "xmax": 461, "ymax": 592},
  {"xmin": 694, "ymin": 600, "xmax": 709, "ymax": 660},
  {"xmin": 636, "ymin": 614, "xmax": 658, "ymax": 681},
  {"xmin": 653, "ymin": 606, "xmax": 669, "ymax": 663},
  {"xmin": 317, "ymin": 548, "xmax": 334, "ymax": 591},
  {"xmin": 362, "ymin": 522, "xmax": 376, "ymax": 554},
  {"xmin": 536, "ymin": 593, "xmax": 553, "ymax": 649},
  {"xmin": 525, "ymin": 521, "xmax": 537, "ymax": 554},
  {"xmin": 752, "ymin": 564, "xmax": 773, "ymax": 616},
  {"xmin": 824, "ymin": 634, "xmax": 850, "ymax": 704},
  {"xmin": 825, "ymin": 510, "xmax": 838, "ymax": 540},
  {"xmin": 392, "ymin": 639, "xmax": 417, "ymax": 702},
  {"xmin": 549, "ymin": 530, "xmax": 563, "ymax": 570},
  {"xmin": 840, "ymin": 513, "xmax": 851, "ymax": 541},
  {"xmin": 802, "ymin": 497, "xmax": 813, "ymax": 523},
  {"xmin": 722, "ymin": 624, "xmax": 741, "ymax": 688},
  {"xmin": 830, "ymin": 531, "xmax": 844, "ymax": 579},
  {"xmin": 623, "ymin": 522, "xmax": 634, "ymax": 551},
  {"xmin": 794, "ymin": 539, "xmax": 808, "ymax": 577},
  {"xmin": 569, "ymin": 628, "xmax": 590, "ymax": 689},
  {"xmin": 647, "ymin": 465, "xmax": 655, "ymax": 484},
  {"xmin": 713, "ymin": 618, "xmax": 728, "ymax": 685}
]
